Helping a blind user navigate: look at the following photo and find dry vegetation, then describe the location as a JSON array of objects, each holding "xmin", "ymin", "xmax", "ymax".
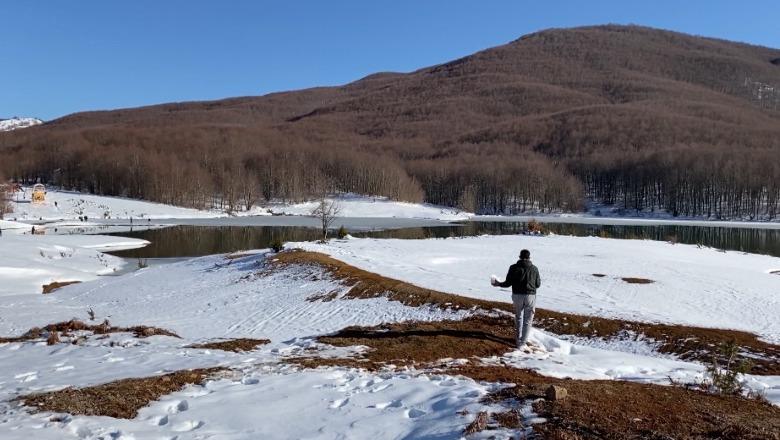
[
  {"xmin": 188, "ymin": 338, "xmax": 270, "ymax": 352},
  {"xmin": 276, "ymin": 250, "xmax": 780, "ymax": 374},
  {"xmin": 2, "ymin": 26, "xmax": 779, "ymax": 218},
  {"xmin": 0, "ymin": 319, "xmax": 180, "ymax": 344},
  {"xmin": 18, "ymin": 368, "xmax": 225, "ymax": 419},
  {"xmin": 463, "ymin": 366, "xmax": 780, "ymax": 440},
  {"xmin": 41, "ymin": 280, "xmax": 82, "ymax": 294}
]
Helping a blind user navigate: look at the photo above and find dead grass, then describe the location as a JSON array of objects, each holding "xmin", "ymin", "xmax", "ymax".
[
  {"xmin": 41, "ymin": 281, "xmax": 81, "ymax": 294},
  {"xmin": 275, "ymin": 250, "xmax": 780, "ymax": 374},
  {"xmin": 188, "ymin": 338, "xmax": 270, "ymax": 352},
  {"xmin": 0, "ymin": 319, "xmax": 180, "ymax": 344},
  {"xmin": 272, "ymin": 251, "xmax": 504, "ymax": 311},
  {"xmin": 621, "ymin": 277, "xmax": 655, "ymax": 284},
  {"xmin": 454, "ymin": 365, "xmax": 780, "ymax": 440},
  {"xmin": 18, "ymin": 368, "xmax": 225, "ymax": 419}
]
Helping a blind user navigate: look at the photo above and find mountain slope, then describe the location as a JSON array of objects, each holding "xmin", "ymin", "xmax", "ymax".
[{"xmin": 1, "ymin": 25, "xmax": 779, "ymax": 217}]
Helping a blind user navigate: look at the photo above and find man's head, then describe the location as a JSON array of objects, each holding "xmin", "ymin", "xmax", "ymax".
[{"xmin": 519, "ymin": 249, "xmax": 531, "ymax": 260}]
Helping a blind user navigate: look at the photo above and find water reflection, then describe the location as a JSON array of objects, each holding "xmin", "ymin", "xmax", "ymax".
[{"xmin": 109, "ymin": 222, "xmax": 780, "ymax": 259}]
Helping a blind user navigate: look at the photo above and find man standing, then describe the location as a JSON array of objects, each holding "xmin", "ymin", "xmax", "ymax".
[{"xmin": 492, "ymin": 249, "xmax": 541, "ymax": 349}]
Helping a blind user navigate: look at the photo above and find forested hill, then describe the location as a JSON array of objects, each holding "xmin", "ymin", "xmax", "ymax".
[{"xmin": 2, "ymin": 25, "xmax": 780, "ymax": 218}]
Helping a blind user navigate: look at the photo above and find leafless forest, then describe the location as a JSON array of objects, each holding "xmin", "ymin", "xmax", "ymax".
[{"xmin": 2, "ymin": 25, "xmax": 779, "ymax": 218}]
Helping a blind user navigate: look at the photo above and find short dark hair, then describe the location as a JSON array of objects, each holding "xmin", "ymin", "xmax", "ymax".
[{"xmin": 519, "ymin": 249, "xmax": 531, "ymax": 260}]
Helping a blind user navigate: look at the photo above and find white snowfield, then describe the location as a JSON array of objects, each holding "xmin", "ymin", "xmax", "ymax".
[
  {"xmin": 294, "ymin": 235, "xmax": 780, "ymax": 344},
  {"xmin": 7, "ymin": 188, "xmax": 225, "ymax": 222},
  {"xmin": 0, "ymin": 247, "xmax": 778, "ymax": 439},
  {"xmin": 0, "ymin": 117, "xmax": 42, "ymax": 132},
  {"xmin": 266, "ymin": 194, "xmax": 473, "ymax": 221},
  {"xmin": 0, "ymin": 233, "xmax": 149, "ymax": 296},
  {"xmin": 5, "ymin": 188, "xmax": 473, "ymax": 222}
]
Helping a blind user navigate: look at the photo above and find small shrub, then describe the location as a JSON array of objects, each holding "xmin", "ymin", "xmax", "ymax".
[
  {"xmin": 87, "ymin": 308, "xmax": 96, "ymax": 321},
  {"xmin": 526, "ymin": 219, "xmax": 544, "ymax": 234},
  {"xmin": 703, "ymin": 341, "xmax": 753, "ymax": 396},
  {"xmin": 46, "ymin": 332, "xmax": 60, "ymax": 345},
  {"xmin": 337, "ymin": 225, "xmax": 348, "ymax": 239},
  {"xmin": 270, "ymin": 239, "xmax": 284, "ymax": 253}
]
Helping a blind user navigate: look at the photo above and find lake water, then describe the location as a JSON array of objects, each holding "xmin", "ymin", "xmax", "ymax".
[{"xmin": 108, "ymin": 221, "xmax": 780, "ymax": 258}]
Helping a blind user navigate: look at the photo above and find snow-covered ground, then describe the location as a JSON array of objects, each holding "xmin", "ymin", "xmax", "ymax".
[
  {"xmin": 294, "ymin": 235, "xmax": 780, "ymax": 344},
  {"xmin": 0, "ymin": 117, "xmax": 42, "ymax": 132},
  {"xmin": 6, "ymin": 188, "xmax": 225, "ymax": 222},
  {"xmin": 0, "ymin": 238, "xmax": 778, "ymax": 438},
  {"xmin": 0, "ymin": 232, "xmax": 148, "ymax": 296},
  {"xmin": 5, "ymin": 188, "xmax": 472, "ymax": 223},
  {"xmin": 264, "ymin": 194, "xmax": 473, "ymax": 221}
]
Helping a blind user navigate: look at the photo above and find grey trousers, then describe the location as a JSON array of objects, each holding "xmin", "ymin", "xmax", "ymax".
[{"xmin": 512, "ymin": 294, "xmax": 536, "ymax": 347}]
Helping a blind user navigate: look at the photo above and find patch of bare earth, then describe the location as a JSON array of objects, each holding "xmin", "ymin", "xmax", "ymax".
[
  {"xmin": 291, "ymin": 318, "xmax": 780, "ymax": 439},
  {"xmin": 188, "ymin": 338, "xmax": 270, "ymax": 352},
  {"xmin": 621, "ymin": 277, "xmax": 655, "ymax": 284},
  {"xmin": 276, "ymin": 250, "xmax": 779, "ymax": 374},
  {"xmin": 41, "ymin": 281, "xmax": 81, "ymax": 294},
  {"xmin": 461, "ymin": 366, "xmax": 780, "ymax": 440},
  {"xmin": 17, "ymin": 368, "xmax": 225, "ymax": 419},
  {"xmin": 0, "ymin": 319, "xmax": 179, "ymax": 345}
]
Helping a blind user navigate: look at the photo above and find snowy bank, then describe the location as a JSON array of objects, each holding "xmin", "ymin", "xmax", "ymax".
[
  {"xmin": 264, "ymin": 194, "xmax": 472, "ymax": 221},
  {"xmin": 0, "ymin": 233, "xmax": 149, "ymax": 296},
  {"xmin": 292, "ymin": 235, "xmax": 780, "ymax": 344}
]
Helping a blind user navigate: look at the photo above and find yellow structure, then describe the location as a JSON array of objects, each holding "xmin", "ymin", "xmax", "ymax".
[{"xmin": 32, "ymin": 184, "xmax": 46, "ymax": 203}]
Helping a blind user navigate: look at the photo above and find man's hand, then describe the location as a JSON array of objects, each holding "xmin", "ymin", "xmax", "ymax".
[{"xmin": 490, "ymin": 275, "xmax": 499, "ymax": 287}]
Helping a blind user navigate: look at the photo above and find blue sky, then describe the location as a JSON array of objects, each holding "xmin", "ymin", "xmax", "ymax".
[{"xmin": 2, "ymin": 1, "xmax": 779, "ymax": 120}]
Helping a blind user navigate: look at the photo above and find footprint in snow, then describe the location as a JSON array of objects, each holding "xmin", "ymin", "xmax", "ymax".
[
  {"xmin": 405, "ymin": 408, "xmax": 427, "ymax": 419},
  {"xmin": 167, "ymin": 400, "xmax": 189, "ymax": 414},
  {"xmin": 329, "ymin": 398, "xmax": 349, "ymax": 409},
  {"xmin": 369, "ymin": 383, "xmax": 392, "ymax": 393},
  {"xmin": 170, "ymin": 420, "xmax": 204, "ymax": 432},
  {"xmin": 371, "ymin": 400, "xmax": 403, "ymax": 409}
]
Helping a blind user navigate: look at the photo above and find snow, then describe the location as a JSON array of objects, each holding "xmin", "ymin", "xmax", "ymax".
[
  {"xmin": 0, "ymin": 252, "xmax": 524, "ymax": 439},
  {"xmin": 0, "ymin": 234, "xmax": 778, "ymax": 438},
  {"xmin": 264, "ymin": 194, "xmax": 473, "ymax": 221},
  {"xmin": 0, "ymin": 117, "xmax": 42, "ymax": 132},
  {"xmin": 293, "ymin": 235, "xmax": 780, "ymax": 344},
  {"xmin": 6, "ymin": 188, "xmax": 472, "ymax": 223},
  {"xmin": 0, "ymin": 233, "xmax": 149, "ymax": 296},
  {"xmin": 6, "ymin": 188, "xmax": 225, "ymax": 222}
]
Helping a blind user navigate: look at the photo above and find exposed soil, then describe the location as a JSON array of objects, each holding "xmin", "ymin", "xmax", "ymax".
[
  {"xmin": 18, "ymin": 368, "xmax": 225, "ymax": 419},
  {"xmin": 293, "ymin": 316, "xmax": 780, "ymax": 439},
  {"xmin": 188, "ymin": 338, "xmax": 270, "ymax": 352},
  {"xmin": 41, "ymin": 281, "xmax": 81, "ymax": 294},
  {"xmin": 276, "ymin": 251, "xmax": 780, "ymax": 374},
  {"xmin": 456, "ymin": 365, "xmax": 780, "ymax": 440},
  {"xmin": 0, "ymin": 319, "xmax": 180, "ymax": 344},
  {"xmin": 621, "ymin": 277, "xmax": 655, "ymax": 284}
]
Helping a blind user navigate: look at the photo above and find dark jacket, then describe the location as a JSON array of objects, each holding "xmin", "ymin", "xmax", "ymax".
[{"xmin": 498, "ymin": 259, "xmax": 541, "ymax": 295}]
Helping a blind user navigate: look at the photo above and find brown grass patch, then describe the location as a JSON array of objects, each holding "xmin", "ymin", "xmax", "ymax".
[
  {"xmin": 272, "ymin": 250, "xmax": 503, "ymax": 311},
  {"xmin": 453, "ymin": 365, "xmax": 780, "ymax": 440},
  {"xmin": 18, "ymin": 368, "xmax": 224, "ymax": 419},
  {"xmin": 315, "ymin": 316, "xmax": 515, "ymax": 369},
  {"xmin": 274, "ymin": 250, "xmax": 780, "ymax": 374},
  {"xmin": 621, "ymin": 277, "xmax": 655, "ymax": 284},
  {"xmin": 188, "ymin": 338, "xmax": 270, "ymax": 352},
  {"xmin": 41, "ymin": 281, "xmax": 81, "ymax": 294},
  {"xmin": 0, "ymin": 319, "xmax": 179, "ymax": 344}
]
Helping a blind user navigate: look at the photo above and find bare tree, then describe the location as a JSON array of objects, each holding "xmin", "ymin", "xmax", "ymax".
[
  {"xmin": 311, "ymin": 197, "xmax": 340, "ymax": 242},
  {"xmin": 0, "ymin": 180, "xmax": 13, "ymax": 220}
]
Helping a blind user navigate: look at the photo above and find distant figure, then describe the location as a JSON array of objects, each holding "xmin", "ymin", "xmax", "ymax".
[{"xmin": 492, "ymin": 249, "xmax": 541, "ymax": 349}]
